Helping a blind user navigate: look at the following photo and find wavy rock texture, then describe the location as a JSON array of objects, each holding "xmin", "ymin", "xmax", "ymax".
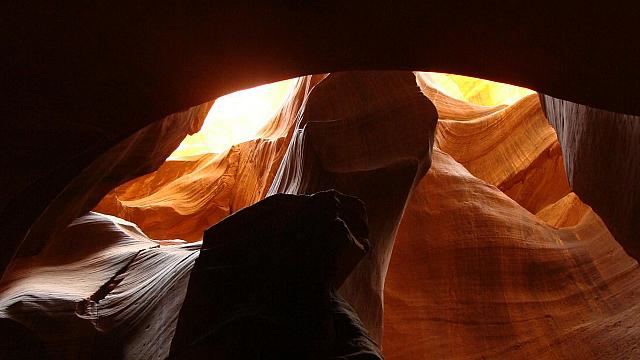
[
  {"xmin": 541, "ymin": 95, "xmax": 640, "ymax": 261},
  {"xmin": 416, "ymin": 72, "xmax": 573, "ymax": 216},
  {"xmin": 94, "ymin": 76, "xmax": 322, "ymax": 241},
  {"xmin": 97, "ymin": 70, "xmax": 439, "ymax": 344},
  {"xmin": 382, "ymin": 78, "xmax": 640, "ymax": 359},
  {"xmin": 0, "ymin": 212, "xmax": 199, "ymax": 359},
  {"xmin": 2, "ymin": 70, "xmax": 639, "ymax": 359},
  {"xmin": 5, "ymin": 2, "xmax": 640, "ymax": 283},
  {"xmin": 1, "ymin": 101, "xmax": 211, "ymax": 279},
  {"xmin": 269, "ymin": 71, "xmax": 438, "ymax": 342}
]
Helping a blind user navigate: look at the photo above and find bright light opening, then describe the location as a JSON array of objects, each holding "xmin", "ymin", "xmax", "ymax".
[
  {"xmin": 169, "ymin": 78, "xmax": 297, "ymax": 159},
  {"xmin": 170, "ymin": 73, "xmax": 532, "ymax": 160},
  {"xmin": 423, "ymin": 72, "xmax": 535, "ymax": 106}
]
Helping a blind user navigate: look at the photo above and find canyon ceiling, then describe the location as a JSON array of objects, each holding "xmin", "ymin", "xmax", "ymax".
[{"xmin": 2, "ymin": 2, "xmax": 640, "ymax": 359}]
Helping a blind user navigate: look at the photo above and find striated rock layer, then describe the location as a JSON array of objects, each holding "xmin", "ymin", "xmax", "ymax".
[
  {"xmin": 94, "ymin": 76, "xmax": 322, "ymax": 241},
  {"xmin": 384, "ymin": 149, "xmax": 640, "ymax": 359},
  {"xmin": 268, "ymin": 71, "xmax": 438, "ymax": 342},
  {"xmin": 382, "ymin": 77, "xmax": 640, "ymax": 359},
  {"xmin": 97, "ymin": 71, "xmax": 439, "ymax": 343},
  {"xmin": 417, "ymin": 77, "xmax": 571, "ymax": 214},
  {"xmin": 0, "ymin": 212, "xmax": 198, "ymax": 359}
]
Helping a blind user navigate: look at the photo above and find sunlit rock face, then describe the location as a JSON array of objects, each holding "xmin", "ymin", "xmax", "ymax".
[
  {"xmin": 382, "ymin": 77, "xmax": 640, "ymax": 359},
  {"xmin": 419, "ymin": 74, "xmax": 571, "ymax": 215},
  {"xmin": 93, "ymin": 77, "xmax": 318, "ymax": 241},
  {"xmin": 422, "ymin": 72, "xmax": 535, "ymax": 106},
  {"xmin": 170, "ymin": 79, "xmax": 297, "ymax": 158},
  {"xmin": 267, "ymin": 71, "xmax": 438, "ymax": 343},
  {"xmin": 97, "ymin": 71, "xmax": 439, "ymax": 343}
]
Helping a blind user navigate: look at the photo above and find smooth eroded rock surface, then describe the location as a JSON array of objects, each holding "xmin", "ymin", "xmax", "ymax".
[
  {"xmin": 93, "ymin": 77, "xmax": 322, "ymax": 241},
  {"xmin": 382, "ymin": 78, "xmax": 640, "ymax": 359},
  {"xmin": 0, "ymin": 212, "xmax": 198, "ymax": 359}
]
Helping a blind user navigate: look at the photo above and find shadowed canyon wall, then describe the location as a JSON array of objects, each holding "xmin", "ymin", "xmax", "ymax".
[
  {"xmin": 541, "ymin": 96, "xmax": 640, "ymax": 261},
  {"xmin": 3, "ymin": 2, "xmax": 640, "ymax": 279}
]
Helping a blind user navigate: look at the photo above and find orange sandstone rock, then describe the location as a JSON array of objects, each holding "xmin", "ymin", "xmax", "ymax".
[
  {"xmin": 383, "ymin": 77, "xmax": 640, "ymax": 359},
  {"xmin": 94, "ymin": 76, "xmax": 321, "ymax": 241}
]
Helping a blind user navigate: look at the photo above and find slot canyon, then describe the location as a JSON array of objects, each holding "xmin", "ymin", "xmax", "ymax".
[{"xmin": 2, "ymin": 3, "xmax": 639, "ymax": 359}]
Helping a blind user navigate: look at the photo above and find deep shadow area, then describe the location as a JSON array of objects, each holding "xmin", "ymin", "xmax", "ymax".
[{"xmin": 170, "ymin": 190, "xmax": 381, "ymax": 359}]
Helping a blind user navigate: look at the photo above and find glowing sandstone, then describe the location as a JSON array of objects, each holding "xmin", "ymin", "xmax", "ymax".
[
  {"xmin": 170, "ymin": 78, "xmax": 296, "ymax": 158},
  {"xmin": 418, "ymin": 81, "xmax": 571, "ymax": 213},
  {"xmin": 384, "ymin": 148, "xmax": 640, "ymax": 359},
  {"xmin": 383, "ymin": 77, "xmax": 640, "ymax": 359},
  {"xmin": 422, "ymin": 72, "xmax": 535, "ymax": 106},
  {"xmin": 94, "ymin": 77, "xmax": 320, "ymax": 241}
]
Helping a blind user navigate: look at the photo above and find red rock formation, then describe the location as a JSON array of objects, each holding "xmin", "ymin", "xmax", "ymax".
[
  {"xmin": 97, "ymin": 70, "xmax": 439, "ymax": 344},
  {"xmin": 416, "ymin": 72, "xmax": 572, "ymax": 213},
  {"xmin": 383, "ymin": 78, "xmax": 640, "ymax": 359},
  {"xmin": 269, "ymin": 71, "xmax": 438, "ymax": 342},
  {"xmin": 0, "ymin": 71, "xmax": 438, "ymax": 358},
  {"xmin": 1, "ymin": 68, "xmax": 639, "ymax": 359}
]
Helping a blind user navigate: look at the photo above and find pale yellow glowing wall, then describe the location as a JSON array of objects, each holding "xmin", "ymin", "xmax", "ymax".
[
  {"xmin": 170, "ymin": 73, "xmax": 533, "ymax": 159},
  {"xmin": 169, "ymin": 78, "xmax": 296, "ymax": 159},
  {"xmin": 424, "ymin": 73, "xmax": 534, "ymax": 106}
]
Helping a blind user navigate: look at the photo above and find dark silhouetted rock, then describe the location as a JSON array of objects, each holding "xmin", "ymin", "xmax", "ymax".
[{"xmin": 170, "ymin": 190, "xmax": 381, "ymax": 359}]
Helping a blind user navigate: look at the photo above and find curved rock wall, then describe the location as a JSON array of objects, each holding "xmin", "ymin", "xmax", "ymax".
[
  {"xmin": 96, "ymin": 71, "xmax": 439, "ymax": 343},
  {"xmin": 268, "ymin": 71, "xmax": 438, "ymax": 342},
  {"xmin": 93, "ymin": 76, "xmax": 321, "ymax": 241},
  {"xmin": 5, "ymin": 2, "xmax": 640, "ymax": 280},
  {"xmin": 382, "ymin": 79, "xmax": 640, "ymax": 359},
  {"xmin": 2, "ymin": 70, "xmax": 639, "ymax": 359},
  {"xmin": 1, "ymin": 101, "xmax": 211, "ymax": 280}
]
